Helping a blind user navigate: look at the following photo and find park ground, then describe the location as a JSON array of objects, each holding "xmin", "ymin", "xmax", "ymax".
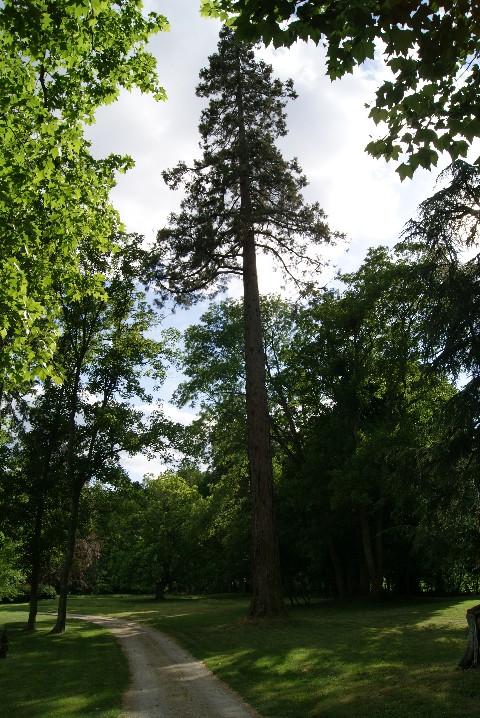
[{"xmin": 1, "ymin": 595, "xmax": 480, "ymax": 717}]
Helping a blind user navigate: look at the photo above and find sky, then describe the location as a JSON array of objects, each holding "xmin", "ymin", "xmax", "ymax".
[{"xmin": 84, "ymin": 0, "xmax": 472, "ymax": 481}]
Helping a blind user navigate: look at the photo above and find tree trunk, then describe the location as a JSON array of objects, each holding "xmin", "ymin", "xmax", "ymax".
[
  {"xmin": 27, "ymin": 393, "xmax": 63, "ymax": 631},
  {"xmin": 51, "ymin": 486, "xmax": 81, "ymax": 634},
  {"xmin": 27, "ymin": 496, "xmax": 45, "ymax": 632},
  {"xmin": 235, "ymin": 51, "xmax": 285, "ymax": 618},
  {"xmin": 374, "ymin": 504, "xmax": 383, "ymax": 592},
  {"xmin": 243, "ymin": 227, "xmax": 286, "ymax": 617},
  {"xmin": 328, "ymin": 539, "xmax": 347, "ymax": 599},
  {"xmin": 154, "ymin": 580, "xmax": 168, "ymax": 600},
  {"xmin": 458, "ymin": 604, "xmax": 480, "ymax": 669},
  {"xmin": 359, "ymin": 504, "xmax": 382, "ymax": 598},
  {"xmin": 51, "ymin": 353, "xmax": 84, "ymax": 635},
  {"xmin": 154, "ymin": 566, "xmax": 173, "ymax": 601}
]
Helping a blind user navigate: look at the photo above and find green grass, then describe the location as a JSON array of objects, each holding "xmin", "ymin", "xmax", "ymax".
[
  {"xmin": 0, "ymin": 603, "xmax": 128, "ymax": 718},
  {"xmin": 62, "ymin": 594, "xmax": 480, "ymax": 717}
]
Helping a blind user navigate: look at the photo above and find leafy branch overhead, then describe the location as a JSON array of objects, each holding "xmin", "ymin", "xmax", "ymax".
[
  {"xmin": 202, "ymin": 0, "xmax": 480, "ymax": 178},
  {"xmin": 0, "ymin": 1, "xmax": 168, "ymax": 392}
]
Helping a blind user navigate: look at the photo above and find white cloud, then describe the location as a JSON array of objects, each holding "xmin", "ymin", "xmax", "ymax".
[
  {"xmin": 118, "ymin": 451, "xmax": 165, "ymax": 484},
  {"xmin": 163, "ymin": 402, "xmax": 197, "ymax": 426},
  {"xmin": 83, "ymin": 0, "xmax": 476, "ymax": 480}
]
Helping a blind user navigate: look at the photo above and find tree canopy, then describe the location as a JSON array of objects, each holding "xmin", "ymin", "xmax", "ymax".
[
  {"xmin": 0, "ymin": 0, "xmax": 167, "ymax": 394},
  {"xmin": 4, "ymin": 8, "xmax": 480, "ymax": 647},
  {"xmin": 202, "ymin": 0, "xmax": 480, "ymax": 179},
  {"xmin": 149, "ymin": 28, "xmax": 332, "ymax": 302}
]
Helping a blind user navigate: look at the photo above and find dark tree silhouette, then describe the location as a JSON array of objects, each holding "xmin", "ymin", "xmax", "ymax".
[{"xmin": 148, "ymin": 28, "xmax": 334, "ymax": 617}]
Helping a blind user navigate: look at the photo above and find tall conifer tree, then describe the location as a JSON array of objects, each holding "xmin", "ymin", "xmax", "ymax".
[{"xmin": 150, "ymin": 28, "xmax": 333, "ymax": 616}]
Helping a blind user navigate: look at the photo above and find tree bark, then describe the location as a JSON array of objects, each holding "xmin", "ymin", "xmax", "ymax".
[
  {"xmin": 26, "ymin": 496, "xmax": 45, "ymax": 632},
  {"xmin": 458, "ymin": 604, "xmax": 480, "ymax": 669},
  {"xmin": 328, "ymin": 539, "xmax": 347, "ymax": 599},
  {"xmin": 154, "ymin": 564, "xmax": 174, "ymax": 600},
  {"xmin": 154, "ymin": 580, "xmax": 168, "ymax": 600},
  {"xmin": 243, "ymin": 227, "xmax": 286, "ymax": 617},
  {"xmin": 51, "ymin": 347, "xmax": 86, "ymax": 634},
  {"xmin": 359, "ymin": 504, "xmax": 382, "ymax": 598},
  {"xmin": 51, "ymin": 486, "xmax": 81, "ymax": 634},
  {"xmin": 27, "ymin": 413, "xmax": 61, "ymax": 632},
  {"xmin": 236, "ymin": 51, "xmax": 286, "ymax": 618}
]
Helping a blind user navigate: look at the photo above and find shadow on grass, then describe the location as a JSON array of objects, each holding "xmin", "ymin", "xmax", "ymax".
[
  {"xmin": 0, "ymin": 607, "xmax": 128, "ymax": 718},
  {"xmin": 199, "ymin": 599, "xmax": 480, "ymax": 718},
  {"xmin": 118, "ymin": 595, "xmax": 478, "ymax": 718},
  {"xmin": 14, "ymin": 594, "xmax": 479, "ymax": 718}
]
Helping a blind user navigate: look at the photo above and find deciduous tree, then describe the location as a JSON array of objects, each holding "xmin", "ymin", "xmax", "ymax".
[
  {"xmin": 0, "ymin": 1, "xmax": 167, "ymax": 394},
  {"xmin": 92, "ymin": 473, "xmax": 210, "ymax": 598},
  {"xmin": 397, "ymin": 161, "xmax": 480, "ymax": 598},
  {"xmin": 18, "ymin": 235, "xmax": 176, "ymax": 633},
  {"xmin": 203, "ymin": 0, "xmax": 480, "ymax": 178}
]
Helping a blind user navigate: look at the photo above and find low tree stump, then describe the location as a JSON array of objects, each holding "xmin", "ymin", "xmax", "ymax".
[{"xmin": 458, "ymin": 604, "xmax": 480, "ymax": 669}]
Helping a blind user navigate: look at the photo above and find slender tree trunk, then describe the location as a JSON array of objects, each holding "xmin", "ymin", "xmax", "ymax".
[
  {"xmin": 26, "ymin": 496, "xmax": 45, "ymax": 632},
  {"xmin": 328, "ymin": 539, "xmax": 347, "ymax": 599},
  {"xmin": 236, "ymin": 54, "xmax": 285, "ymax": 618},
  {"xmin": 359, "ymin": 504, "xmax": 382, "ymax": 598},
  {"xmin": 51, "ymin": 486, "xmax": 81, "ymax": 634},
  {"xmin": 374, "ymin": 504, "xmax": 383, "ymax": 592},
  {"xmin": 27, "ymin": 413, "xmax": 61, "ymax": 632},
  {"xmin": 51, "ymin": 354, "xmax": 83, "ymax": 635}
]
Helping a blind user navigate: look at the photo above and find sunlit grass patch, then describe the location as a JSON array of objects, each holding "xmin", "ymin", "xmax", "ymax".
[
  {"xmin": 0, "ymin": 603, "xmax": 128, "ymax": 718},
  {"xmin": 7, "ymin": 594, "xmax": 479, "ymax": 718},
  {"xmin": 118, "ymin": 595, "xmax": 478, "ymax": 718}
]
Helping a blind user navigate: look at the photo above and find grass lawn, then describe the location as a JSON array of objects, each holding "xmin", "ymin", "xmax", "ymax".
[
  {"xmin": 2, "ymin": 594, "xmax": 480, "ymax": 717},
  {"xmin": 0, "ymin": 604, "xmax": 128, "ymax": 718}
]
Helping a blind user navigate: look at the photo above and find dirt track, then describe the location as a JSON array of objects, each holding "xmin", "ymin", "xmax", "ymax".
[{"xmin": 69, "ymin": 614, "xmax": 262, "ymax": 718}]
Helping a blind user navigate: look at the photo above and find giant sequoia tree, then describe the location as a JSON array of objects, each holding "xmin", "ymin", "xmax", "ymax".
[{"xmin": 149, "ymin": 28, "xmax": 333, "ymax": 616}]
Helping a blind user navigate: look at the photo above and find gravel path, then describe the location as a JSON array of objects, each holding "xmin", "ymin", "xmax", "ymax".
[{"xmin": 69, "ymin": 614, "xmax": 262, "ymax": 718}]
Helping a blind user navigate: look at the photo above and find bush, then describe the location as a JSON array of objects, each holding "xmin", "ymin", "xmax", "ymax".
[
  {"xmin": 0, "ymin": 533, "xmax": 25, "ymax": 601},
  {"xmin": 37, "ymin": 584, "xmax": 57, "ymax": 600},
  {"xmin": 2, "ymin": 583, "xmax": 58, "ymax": 604}
]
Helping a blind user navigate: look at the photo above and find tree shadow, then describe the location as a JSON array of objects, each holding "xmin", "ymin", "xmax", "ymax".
[
  {"xmin": 0, "ymin": 609, "xmax": 128, "ymax": 718},
  {"xmin": 161, "ymin": 596, "xmax": 480, "ymax": 718}
]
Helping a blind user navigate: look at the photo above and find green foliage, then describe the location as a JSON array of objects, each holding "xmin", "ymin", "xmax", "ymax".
[
  {"xmin": 0, "ymin": 532, "xmax": 25, "ymax": 600},
  {"xmin": 4, "ymin": 234, "xmax": 179, "ymax": 629},
  {"xmin": 177, "ymin": 245, "xmax": 475, "ymax": 598},
  {"xmin": 204, "ymin": 0, "xmax": 480, "ymax": 176},
  {"xmin": 286, "ymin": 253, "xmax": 459, "ymax": 595},
  {"xmin": 177, "ymin": 294, "xmax": 306, "ymax": 463},
  {"xmin": 399, "ymin": 161, "xmax": 480, "ymax": 375},
  {"xmin": 8, "ymin": 583, "xmax": 57, "ymax": 602},
  {"xmin": 0, "ymin": 1, "xmax": 167, "ymax": 391},
  {"xmin": 147, "ymin": 27, "xmax": 334, "ymax": 302},
  {"xmin": 94, "ymin": 473, "xmax": 210, "ymax": 596},
  {"xmin": 396, "ymin": 161, "xmax": 480, "ymax": 576}
]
